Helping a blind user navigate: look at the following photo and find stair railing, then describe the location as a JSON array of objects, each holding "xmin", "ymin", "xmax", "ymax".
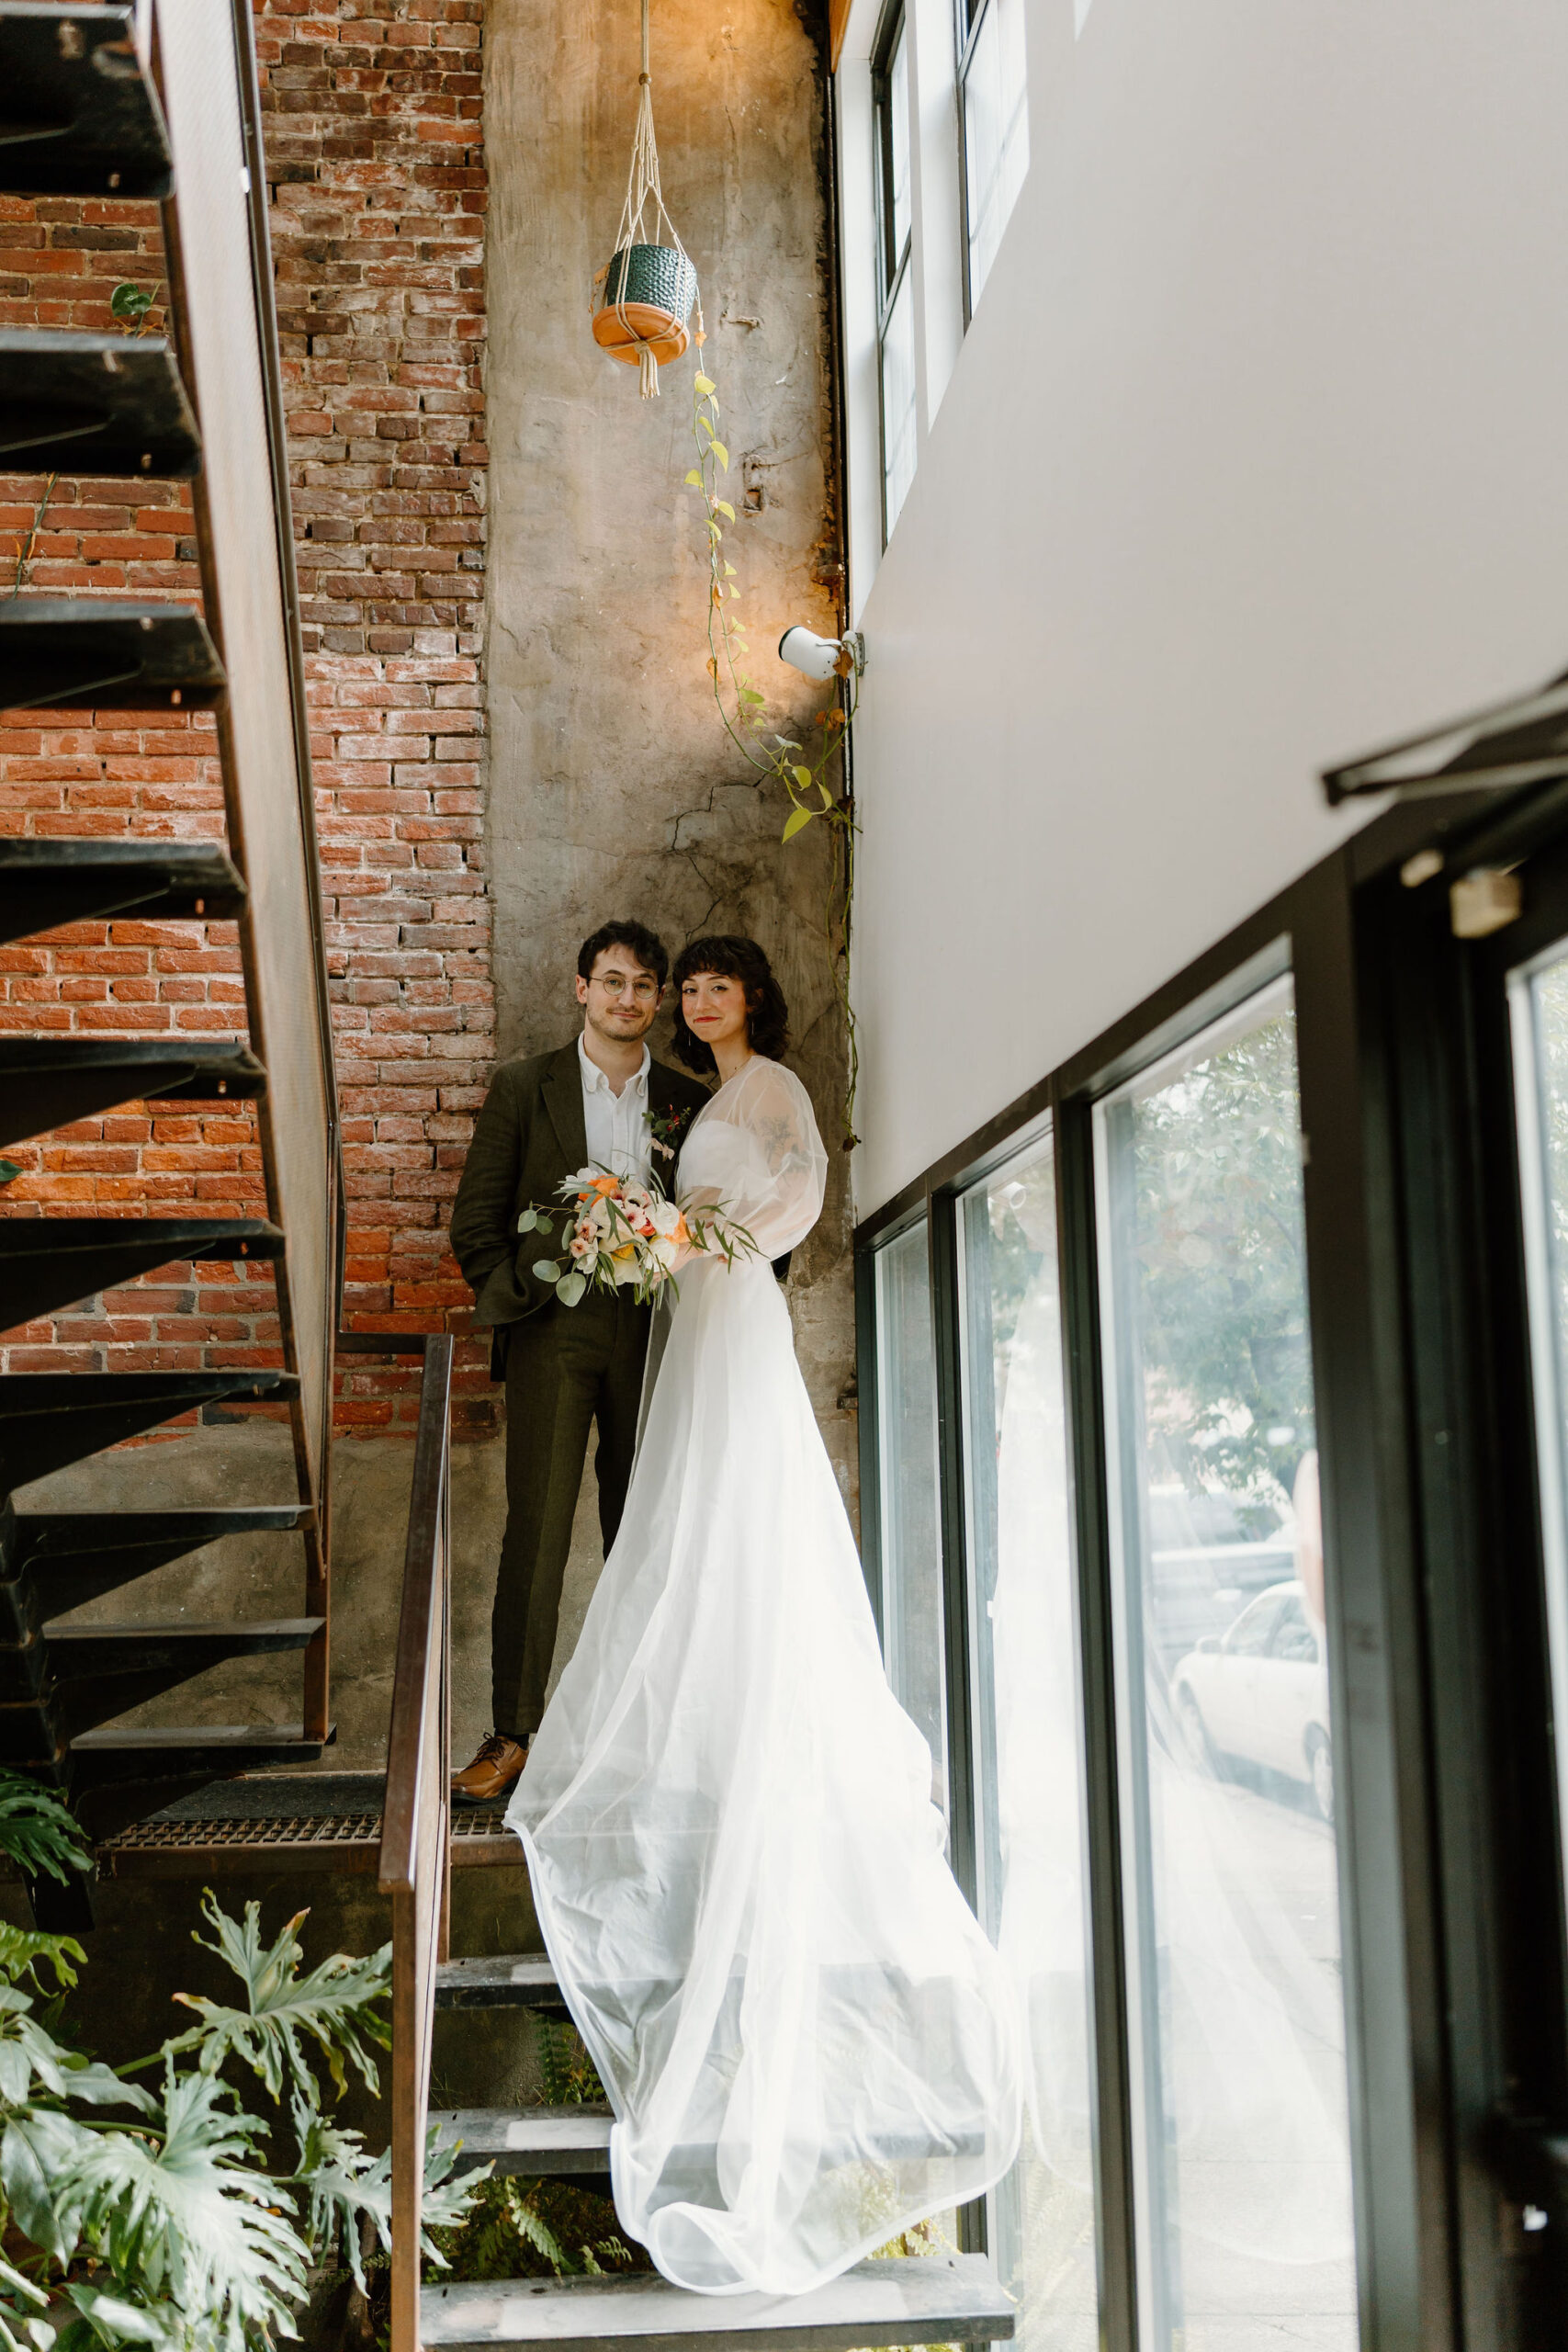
[{"xmin": 373, "ymin": 1330, "xmax": 456, "ymax": 2352}]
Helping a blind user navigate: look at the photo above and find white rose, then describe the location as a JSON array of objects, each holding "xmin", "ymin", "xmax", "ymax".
[
  {"xmin": 648, "ymin": 1234, "xmax": 680, "ymax": 1273},
  {"xmin": 649, "ymin": 1197, "xmax": 683, "ymax": 1238}
]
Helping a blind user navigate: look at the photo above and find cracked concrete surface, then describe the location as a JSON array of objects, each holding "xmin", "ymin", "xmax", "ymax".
[{"xmin": 481, "ymin": 0, "xmax": 857, "ymax": 1557}]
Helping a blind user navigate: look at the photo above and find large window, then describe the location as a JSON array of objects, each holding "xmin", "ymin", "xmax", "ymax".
[
  {"xmin": 1094, "ymin": 977, "xmax": 1357, "ymax": 2350},
  {"xmin": 855, "ymin": 752, "xmax": 1568, "ymax": 2348},
  {"xmin": 872, "ymin": 1217, "xmax": 947, "ymax": 1804},
  {"xmin": 873, "ymin": 13, "xmax": 916, "ymax": 538},
  {"xmin": 958, "ymin": 0, "xmax": 1028, "ymax": 314},
  {"xmin": 1511, "ymin": 942, "xmax": 1568, "ymax": 1913},
  {"xmin": 958, "ymin": 1136, "xmax": 1099, "ymax": 2350}
]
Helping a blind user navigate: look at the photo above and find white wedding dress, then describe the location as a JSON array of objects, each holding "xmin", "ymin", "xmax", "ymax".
[{"xmin": 506, "ymin": 1056, "xmax": 1021, "ymax": 2295}]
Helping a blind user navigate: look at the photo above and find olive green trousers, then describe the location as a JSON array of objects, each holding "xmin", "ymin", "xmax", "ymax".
[{"xmin": 493, "ymin": 1291, "xmax": 649, "ymax": 1738}]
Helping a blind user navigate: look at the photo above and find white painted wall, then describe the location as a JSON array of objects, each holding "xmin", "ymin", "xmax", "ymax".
[{"xmin": 838, "ymin": 0, "xmax": 1568, "ymax": 1214}]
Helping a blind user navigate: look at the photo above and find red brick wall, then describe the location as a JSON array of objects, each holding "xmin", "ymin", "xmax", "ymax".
[{"xmin": 0, "ymin": 0, "xmax": 495, "ymax": 1438}]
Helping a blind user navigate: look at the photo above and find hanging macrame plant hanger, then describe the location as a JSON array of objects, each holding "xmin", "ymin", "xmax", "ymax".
[{"xmin": 592, "ymin": 0, "xmax": 703, "ymax": 397}]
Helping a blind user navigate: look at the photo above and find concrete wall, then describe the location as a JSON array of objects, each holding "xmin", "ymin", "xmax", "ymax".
[
  {"xmin": 836, "ymin": 0, "xmax": 1568, "ymax": 1213},
  {"xmin": 482, "ymin": 0, "xmax": 857, "ymax": 1515}
]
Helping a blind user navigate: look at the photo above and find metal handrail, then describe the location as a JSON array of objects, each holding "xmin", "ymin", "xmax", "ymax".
[{"xmin": 377, "ymin": 1331, "xmax": 455, "ymax": 2352}]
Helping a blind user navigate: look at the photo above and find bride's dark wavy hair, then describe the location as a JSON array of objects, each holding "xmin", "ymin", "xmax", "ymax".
[{"xmin": 671, "ymin": 935, "xmax": 790, "ymax": 1075}]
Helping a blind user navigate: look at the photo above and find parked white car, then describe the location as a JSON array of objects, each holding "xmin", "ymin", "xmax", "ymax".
[{"xmin": 1170, "ymin": 1579, "xmax": 1334, "ymax": 1823}]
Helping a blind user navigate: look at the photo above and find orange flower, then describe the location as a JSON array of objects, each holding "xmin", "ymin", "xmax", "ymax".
[{"xmin": 591, "ymin": 1174, "xmax": 621, "ymax": 1197}]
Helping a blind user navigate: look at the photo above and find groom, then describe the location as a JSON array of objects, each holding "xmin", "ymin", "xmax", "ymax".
[{"xmin": 447, "ymin": 920, "xmax": 711, "ymax": 1804}]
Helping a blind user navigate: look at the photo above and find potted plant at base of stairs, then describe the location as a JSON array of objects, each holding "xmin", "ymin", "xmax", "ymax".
[{"xmin": 0, "ymin": 1772, "xmax": 479, "ymax": 2352}]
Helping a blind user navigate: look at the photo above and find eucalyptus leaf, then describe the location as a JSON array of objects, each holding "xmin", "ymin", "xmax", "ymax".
[
  {"xmin": 556, "ymin": 1272, "xmax": 587, "ymax": 1307},
  {"xmin": 515, "ymin": 1208, "xmax": 537, "ymax": 1233},
  {"xmin": 532, "ymin": 1261, "xmax": 561, "ymax": 1283}
]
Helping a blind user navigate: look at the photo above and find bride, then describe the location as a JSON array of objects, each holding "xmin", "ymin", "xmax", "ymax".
[{"xmin": 506, "ymin": 935, "xmax": 1021, "ymax": 2297}]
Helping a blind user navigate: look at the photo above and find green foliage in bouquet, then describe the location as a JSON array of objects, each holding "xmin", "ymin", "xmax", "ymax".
[
  {"xmin": 518, "ymin": 1171, "xmax": 757, "ymax": 1313},
  {"xmin": 0, "ymin": 1777, "xmax": 481, "ymax": 2352}
]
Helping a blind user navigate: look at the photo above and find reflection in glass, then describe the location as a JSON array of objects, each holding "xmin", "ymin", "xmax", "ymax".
[
  {"xmin": 959, "ymin": 1138, "xmax": 1099, "ymax": 2350},
  {"xmin": 1510, "ymin": 945, "xmax": 1568, "ymax": 1906},
  {"xmin": 964, "ymin": 0, "xmax": 1029, "ymax": 308},
  {"xmin": 1094, "ymin": 977, "xmax": 1357, "ymax": 2350},
  {"xmin": 874, "ymin": 1219, "xmax": 947, "ymax": 1804}
]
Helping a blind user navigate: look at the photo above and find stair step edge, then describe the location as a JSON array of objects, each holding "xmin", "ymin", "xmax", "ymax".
[
  {"xmin": 435, "ymin": 1954, "xmax": 563, "ymax": 2008},
  {"xmin": 419, "ymin": 2253, "xmax": 1014, "ymax": 2349},
  {"xmin": 46, "ymin": 1618, "xmax": 324, "ymax": 1641}
]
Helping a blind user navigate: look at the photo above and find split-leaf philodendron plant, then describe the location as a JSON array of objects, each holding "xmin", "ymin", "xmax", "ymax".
[
  {"xmin": 686, "ymin": 368, "xmax": 861, "ymax": 1149},
  {"xmin": 0, "ymin": 1775, "xmax": 480, "ymax": 2352}
]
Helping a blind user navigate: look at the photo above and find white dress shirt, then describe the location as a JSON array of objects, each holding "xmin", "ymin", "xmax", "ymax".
[{"xmin": 579, "ymin": 1034, "xmax": 653, "ymax": 1183}]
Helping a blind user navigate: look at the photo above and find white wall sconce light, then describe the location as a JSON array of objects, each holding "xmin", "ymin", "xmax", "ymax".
[{"xmin": 778, "ymin": 627, "xmax": 866, "ymax": 683}]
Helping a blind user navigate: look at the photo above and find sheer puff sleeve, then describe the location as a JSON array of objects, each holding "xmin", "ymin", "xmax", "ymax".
[{"xmin": 680, "ymin": 1057, "xmax": 829, "ymax": 1261}]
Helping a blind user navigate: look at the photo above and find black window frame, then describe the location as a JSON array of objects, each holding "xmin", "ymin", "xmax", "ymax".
[
  {"xmin": 953, "ymin": 0, "xmax": 985, "ymax": 327},
  {"xmin": 856, "ymin": 770, "xmax": 1568, "ymax": 2347}
]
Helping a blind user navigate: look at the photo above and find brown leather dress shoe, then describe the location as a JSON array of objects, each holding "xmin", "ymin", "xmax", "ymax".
[{"xmin": 451, "ymin": 1732, "xmax": 528, "ymax": 1807}]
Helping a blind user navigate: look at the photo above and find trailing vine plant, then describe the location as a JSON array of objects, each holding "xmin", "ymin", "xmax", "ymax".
[{"xmin": 686, "ymin": 367, "xmax": 862, "ymax": 1149}]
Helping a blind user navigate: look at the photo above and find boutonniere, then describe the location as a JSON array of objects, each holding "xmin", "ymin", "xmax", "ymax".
[{"xmin": 646, "ymin": 1102, "xmax": 695, "ymax": 1162}]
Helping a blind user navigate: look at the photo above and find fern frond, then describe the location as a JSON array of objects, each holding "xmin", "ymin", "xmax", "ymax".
[{"xmin": 503, "ymin": 2181, "xmax": 575, "ymax": 2276}]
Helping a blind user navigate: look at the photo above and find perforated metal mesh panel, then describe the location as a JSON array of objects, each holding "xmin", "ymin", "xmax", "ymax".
[{"xmin": 156, "ymin": 4, "xmax": 334, "ymax": 1498}]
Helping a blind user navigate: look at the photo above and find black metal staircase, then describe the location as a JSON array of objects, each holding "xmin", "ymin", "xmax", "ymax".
[{"xmin": 0, "ymin": 0, "xmax": 340, "ymax": 1923}]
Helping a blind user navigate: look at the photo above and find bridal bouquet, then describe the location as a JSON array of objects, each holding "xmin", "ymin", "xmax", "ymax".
[{"xmin": 518, "ymin": 1169, "xmax": 757, "ymax": 1308}]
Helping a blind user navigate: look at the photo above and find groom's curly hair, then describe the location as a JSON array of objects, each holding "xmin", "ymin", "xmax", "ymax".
[{"xmin": 671, "ymin": 935, "xmax": 790, "ymax": 1074}]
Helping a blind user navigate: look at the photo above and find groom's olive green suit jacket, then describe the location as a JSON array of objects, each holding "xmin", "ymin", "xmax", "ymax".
[{"xmin": 449, "ymin": 1039, "xmax": 712, "ymax": 1369}]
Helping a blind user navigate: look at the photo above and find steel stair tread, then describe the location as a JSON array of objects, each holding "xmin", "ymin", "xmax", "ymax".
[
  {"xmin": 419, "ymin": 2254, "xmax": 1015, "ymax": 2350},
  {"xmin": 0, "ymin": 1616, "xmax": 322, "ymax": 1742},
  {"xmin": 0, "ymin": 337, "xmax": 198, "ymax": 478},
  {"xmin": 0, "ymin": 598, "xmax": 221, "ymax": 714},
  {"xmin": 66, "ymin": 1725, "xmax": 334, "ymax": 1795},
  {"xmin": 435, "ymin": 1953, "xmax": 564, "ymax": 2011},
  {"xmin": 0, "ymin": 840, "xmax": 246, "ymax": 947},
  {"xmin": 430, "ymin": 2106, "xmax": 613, "ymax": 2177},
  {"xmin": 0, "ymin": 1038, "xmax": 265, "ymax": 1149},
  {"xmin": 0, "ymin": 3, "xmax": 173, "ymax": 198},
  {"xmin": 0, "ymin": 1507, "xmax": 310, "ymax": 1617},
  {"xmin": 44, "ymin": 1614, "xmax": 323, "ymax": 1647},
  {"xmin": 71, "ymin": 1724, "xmax": 330, "ymax": 1751},
  {"xmin": 0, "ymin": 1216, "xmax": 285, "ymax": 1334},
  {"xmin": 0, "ymin": 1370, "xmax": 299, "ymax": 1498}
]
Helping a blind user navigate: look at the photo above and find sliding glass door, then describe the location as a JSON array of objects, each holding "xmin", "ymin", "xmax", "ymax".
[{"xmin": 1093, "ymin": 975, "xmax": 1358, "ymax": 2351}]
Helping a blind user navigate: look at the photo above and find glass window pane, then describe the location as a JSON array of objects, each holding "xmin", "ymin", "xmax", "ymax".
[
  {"xmin": 959, "ymin": 1137, "xmax": 1100, "ymax": 2350},
  {"xmin": 964, "ymin": 0, "xmax": 1029, "ymax": 308},
  {"xmin": 874, "ymin": 1219, "xmax": 947, "ymax": 1805},
  {"xmin": 880, "ymin": 266, "xmax": 917, "ymax": 537},
  {"xmin": 887, "ymin": 24, "xmax": 911, "ymax": 268},
  {"xmin": 1094, "ymin": 976, "xmax": 1358, "ymax": 2352},
  {"xmin": 1510, "ymin": 943, "xmax": 1568, "ymax": 1905}
]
